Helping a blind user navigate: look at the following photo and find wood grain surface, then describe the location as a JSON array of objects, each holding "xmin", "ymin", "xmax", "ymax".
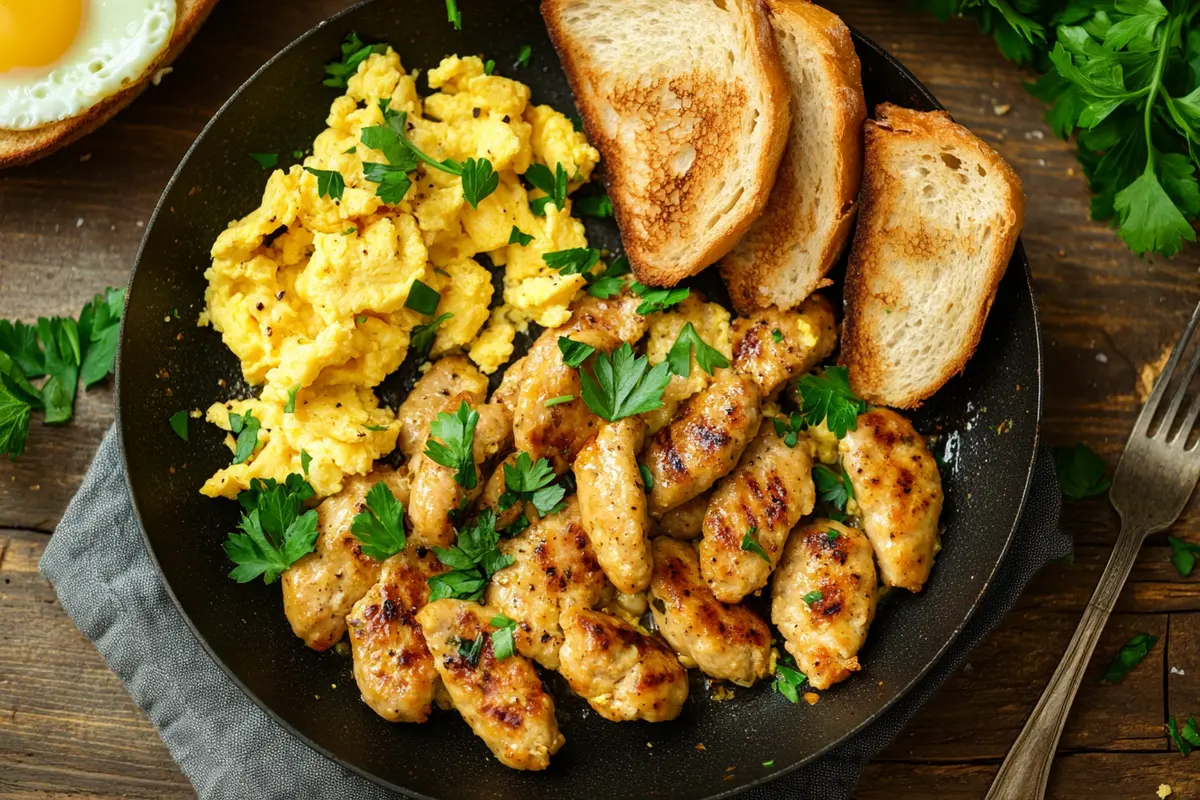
[{"xmin": 1, "ymin": 0, "xmax": 1198, "ymax": 797}]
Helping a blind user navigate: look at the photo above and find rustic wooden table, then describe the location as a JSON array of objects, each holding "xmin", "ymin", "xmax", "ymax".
[{"xmin": 2, "ymin": 1, "xmax": 1198, "ymax": 797}]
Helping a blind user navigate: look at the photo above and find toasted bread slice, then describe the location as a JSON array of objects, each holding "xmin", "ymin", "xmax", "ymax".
[
  {"xmin": 719, "ymin": 0, "xmax": 865, "ymax": 314},
  {"xmin": 0, "ymin": 0, "xmax": 219, "ymax": 169},
  {"xmin": 542, "ymin": 0, "xmax": 790, "ymax": 286},
  {"xmin": 840, "ymin": 104, "xmax": 1024, "ymax": 408}
]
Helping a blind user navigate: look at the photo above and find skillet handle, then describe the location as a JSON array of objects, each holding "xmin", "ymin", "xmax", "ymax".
[{"xmin": 984, "ymin": 523, "xmax": 1146, "ymax": 800}]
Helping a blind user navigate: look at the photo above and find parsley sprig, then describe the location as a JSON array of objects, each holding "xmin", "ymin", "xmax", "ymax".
[
  {"xmin": 350, "ymin": 482, "xmax": 407, "ymax": 560},
  {"xmin": 228, "ymin": 409, "xmax": 262, "ymax": 465},
  {"xmin": 224, "ymin": 475, "xmax": 320, "ymax": 584},
  {"xmin": 577, "ymin": 342, "xmax": 670, "ymax": 422},
  {"xmin": 499, "ymin": 452, "xmax": 566, "ymax": 517},
  {"xmin": 666, "ymin": 323, "xmax": 729, "ymax": 378},
  {"xmin": 794, "ymin": 367, "xmax": 868, "ymax": 439},
  {"xmin": 1, "ymin": 288, "xmax": 124, "ymax": 460},
  {"xmin": 424, "ymin": 401, "xmax": 480, "ymax": 489},
  {"xmin": 915, "ymin": 0, "xmax": 1200, "ymax": 257},
  {"xmin": 428, "ymin": 509, "xmax": 514, "ymax": 601}
]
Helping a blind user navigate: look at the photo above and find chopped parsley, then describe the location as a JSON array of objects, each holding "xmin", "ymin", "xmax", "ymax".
[
  {"xmin": 323, "ymin": 32, "xmax": 387, "ymax": 89},
  {"xmin": 666, "ymin": 322, "xmax": 729, "ymax": 378},
  {"xmin": 361, "ymin": 160, "xmax": 413, "ymax": 204},
  {"xmin": 1053, "ymin": 443, "xmax": 1111, "ymax": 500},
  {"xmin": 630, "ymin": 282, "xmax": 689, "ymax": 314},
  {"xmin": 484, "ymin": 59, "xmax": 495, "ymax": 75},
  {"xmin": 771, "ymin": 328, "xmax": 783, "ymax": 343},
  {"xmin": 557, "ymin": 336, "xmax": 596, "ymax": 368},
  {"xmin": 802, "ymin": 590, "xmax": 824, "ymax": 606},
  {"xmin": 812, "ymin": 464, "xmax": 854, "ymax": 511},
  {"xmin": 794, "ymin": 366, "xmax": 867, "ymax": 438},
  {"xmin": 772, "ymin": 651, "xmax": 806, "ymax": 703},
  {"xmin": 771, "ymin": 413, "xmax": 805, "ymax": 448},
  {"xmin": 574, "ymin": 194, "xmax": 614, "ymax": 218},
  {"xmin": 740, "ymin": 526, "xmax": 770, "ymax": 562},
  {"xmin": 428, "ymin": 509, "xmax": 514, "ymax": 601},
  {"xmin": 639, "ymin": 463, "xmax": 654, "ymax": 492},
  {"xmin": 515, "ymin": 44, "xmax": 532, "ymax": 68},
  {"xmin": 586, "ymin": 255, "xmax": 631, "ymax": 299},
  {"xmin": 578, "ymin": 342, "xmax": 670, "ymax": 422},
  {"xmin": 459, "ymin": 158, "xmax": 499, "ymax": 208},
  {"xmin": 1100, "ymin": 632, "xmax": 1158, "ymax": 684},
  {"xmin": 545, "ymin": 394, "xmax": 574, "ymax": 407},
  {"xmin": 458, "ymin": 634, "xmax": 483, "ymax": 665},
  {"xmin": 405, "ymin": 279, "xmax": 442, "ymax": 316},
  {"xmin": 303, "ymin": 166, "xmax": 345, "ymax": 202},
  {"xmin": 284, "ymin": 386, "xmax": 300, "ymax": 414},
  {"xmin": 169, "ymin": 410, "xmax": 189, "ymax": 441},
  {"xmin": 445, "ymin": 0, "xmax": 462, "ymax": 30},
  {"xmin": 500, "ymin": 452, "xmax": 565, "ymax": 517},
  {"xmin": 1168, "ymin": 536, "xmax": 1200, "ymax": 577},
  {"xmin": 410, "ymin": 312, "xmax": 453, "ymax": 361},
  {"xmin": 341, "ymin": 226, "xmax": 357, "ymax": 235},
  {"xmin": 508, "ymin": 225, "xmax": 534, "ymax": 246},
  {"xmin": 1168, "ymin": 715, "xmax": 1200, "ymax": 756},
  {"xmin": 490, "ymin": 614, "xmax": 518, "ymax": 659},
  {"xmin": 827, "ymin": 529, "xmax": 840, "ymax": 541},
  {"xmin": 228, "ymin": 409, "xmax": 261, "ymax": 465},
  {"xmin": 249, "ymin": 152, "xmax": 278, "ymax": 169},
  {"xmin": 300, "ymin": 450, "xmax": 312, "ymax": 475},
  {"xmin": 293, "ymin": 149, "xmax": 306, "ymax": 159},
  {"xmin": 424, "ymin": 400, "xmax": 479, "ymax": 490},
  {"xmin": 543, "ymin": 247, "xmax": 601, "ymax": 276},
  {"xmin": 524, "ymin": 162, "xmax": 568, "ymax": 213},
  {"xmin": 350, "ymin": 481, "xmax": 407, "ymax": 560},
  {"xmin": 224, "ymin": 475, "xmax": 319, "ymax": 584}
]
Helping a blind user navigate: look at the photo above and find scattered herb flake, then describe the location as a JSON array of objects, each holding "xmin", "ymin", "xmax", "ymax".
[{"xmin": 169, "ymin": 410, "xmax": 189, "ymax": 441}]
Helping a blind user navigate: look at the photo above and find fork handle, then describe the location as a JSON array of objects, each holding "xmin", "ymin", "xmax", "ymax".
[{"xmin": 985, "ymin": 522, "xmax": 1146, "ymax": 800}]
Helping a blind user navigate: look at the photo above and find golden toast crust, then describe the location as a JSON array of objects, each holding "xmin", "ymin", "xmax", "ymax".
[{"xmin": 840, "ymin": 103, "xmax": 1025, "ymax": 408}]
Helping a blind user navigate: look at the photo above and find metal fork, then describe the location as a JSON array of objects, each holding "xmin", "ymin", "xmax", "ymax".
[{"xmin": 986, "ymin": 299, "xmax": 1200, "ymax": 800}]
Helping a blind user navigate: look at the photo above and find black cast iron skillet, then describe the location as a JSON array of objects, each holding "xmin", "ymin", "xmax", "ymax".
[{"xmin": 116, "ymin": 0, "xmax": 1042, "ymax": 796}]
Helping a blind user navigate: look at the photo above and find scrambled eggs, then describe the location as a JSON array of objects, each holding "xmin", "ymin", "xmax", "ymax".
[{"xmin": 199, "ymin": 51, "xmax": 600, "ymax": 498}]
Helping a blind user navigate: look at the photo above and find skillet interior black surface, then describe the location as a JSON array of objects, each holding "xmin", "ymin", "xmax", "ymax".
[{"xmin": 117, "ymin": 1, "xmax": 1042, "ymax": 797}]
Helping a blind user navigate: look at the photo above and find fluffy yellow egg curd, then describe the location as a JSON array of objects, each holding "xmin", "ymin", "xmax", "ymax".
[
  {"xmin": 199, "ymin": 51, "xmax": 600, "ymax": 499},
  {"xmin": 0, "ymin": 0, "xmax": 83, "ymax": 72}
]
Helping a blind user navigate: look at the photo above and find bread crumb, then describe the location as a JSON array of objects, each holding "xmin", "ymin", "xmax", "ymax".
[
  {"xmin": 1067, "ymin": 167, "xmax": 1076, "ymax": 177},
  {"xmin": 711, "ymin": 684, "xmax": 735, "ymax": 702},
  {"xmin": 75, "ymin": 217, "xmax": 83, "ymax": 228},
  {"xmin": 695, "ymin": 743, "xmax": 706, "ymax": 751},
  {"xmin": 1156, "ymin": 784, "xmax": 1171, "ymax": 798},
  {"xmin": 1170, "ymin": 666, "xmax": 1185, "ymax": 676},
  {"xmin": 1095, "ymin": 352, "xmax": 1108, "ymax": 364},
  {"xmin": 79, "ymin": 153, "xmax": 91, "ymax": 162},
  {"xmin": 152, "ymin": 66, "xmax": 173, "ymax": 86},
  {"xmin": 1137, "ymin": 346, "xmax": 1172, "ymax": 403},
  {"xmin": 992, "ymin": 103, "xmax": 1011, "ymax": 116},
  {"xmin": 803, "ymin": 692, "xmax": 819, "ymax": 705}
]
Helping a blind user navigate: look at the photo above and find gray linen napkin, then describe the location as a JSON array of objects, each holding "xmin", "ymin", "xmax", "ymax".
[{"xmin": 41, "ymin": 426, "xmax": 1068, "ymax": 799}]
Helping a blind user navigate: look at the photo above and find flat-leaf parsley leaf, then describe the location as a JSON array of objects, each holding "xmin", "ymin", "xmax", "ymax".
[{"xmin": 424, "ymin": 400, "xmax": 479, "ymax": 489}]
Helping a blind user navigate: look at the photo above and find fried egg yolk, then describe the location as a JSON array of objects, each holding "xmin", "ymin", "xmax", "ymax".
[{"xmin": 0, "ymin": 0, "xmax": 84, "ymax": 72}]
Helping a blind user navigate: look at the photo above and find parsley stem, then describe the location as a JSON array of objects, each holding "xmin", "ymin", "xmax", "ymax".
[
  {"xmin": 397, "ymin": 112, "xmax": 462, "ymax": 176},
  {"xmin": 1141, "ymin": 15, "xmax": 1178, "ymax": 175}
]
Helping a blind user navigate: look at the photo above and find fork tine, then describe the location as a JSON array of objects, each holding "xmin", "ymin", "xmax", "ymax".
[
  {"xmin": 1137, "ymin": 300, "xmax": 1200, "ymax": 436},
  {"xmin": 1163, "ymin": 330, "xmax": 1200, "ymax": 441},
  {"xmin": 1179, "ymin": 392, "xmax": 1200, "ymax": 450}
]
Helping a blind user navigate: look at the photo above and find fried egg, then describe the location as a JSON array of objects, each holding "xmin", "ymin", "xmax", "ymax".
[{"xmin": 0, "ymin": 0, "xmax": 176, "ymax": 130}]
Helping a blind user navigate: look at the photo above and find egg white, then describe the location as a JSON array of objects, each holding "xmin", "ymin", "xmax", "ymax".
[{"xmin": 0, "ymin": 0, "xmax": 176, "ymax": 130}]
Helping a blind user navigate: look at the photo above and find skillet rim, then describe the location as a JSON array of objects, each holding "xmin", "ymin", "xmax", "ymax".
[{"xmin": 113, "ymin": 4, "xmax": 1044, "ymax": 796}]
